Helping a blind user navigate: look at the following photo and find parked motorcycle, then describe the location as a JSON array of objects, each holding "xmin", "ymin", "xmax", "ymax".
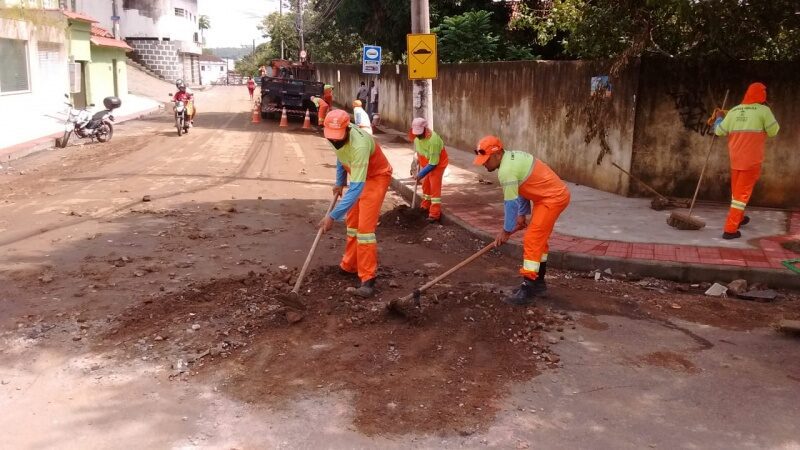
[
  {"xmin": 169, "ymin": 94, "xmax": 190, "ymax": 136},
  {"xmin": 58, "ymin": 94, "xmax": 121, "ymax": 148}
]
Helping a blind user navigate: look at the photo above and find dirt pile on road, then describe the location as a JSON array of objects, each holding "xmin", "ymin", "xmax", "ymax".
[{"xmin": 100, "ymin": 267, "xmax": 571, "ymax": 436}]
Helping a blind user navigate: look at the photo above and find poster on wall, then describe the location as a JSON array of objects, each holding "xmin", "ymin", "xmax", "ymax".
[{"xmin": 591, "ymin": 75, "xmax": 612, "ymax": 98}]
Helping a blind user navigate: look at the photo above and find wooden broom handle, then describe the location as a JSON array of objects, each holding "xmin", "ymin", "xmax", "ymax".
[{"xmin": 688, "ymin": 89, "xmax": 729, "ymax": 216}]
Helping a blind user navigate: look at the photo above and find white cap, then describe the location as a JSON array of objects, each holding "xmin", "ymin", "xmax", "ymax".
[{"xmin": 411, "ymin": 117, "xmax": 427, "ymax": 135}]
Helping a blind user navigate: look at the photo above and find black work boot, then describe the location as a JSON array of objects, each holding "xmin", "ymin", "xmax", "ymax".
[
  {"xmin": 740, "ymin": 215, "xmax": 751, "ymax": 226},
  {"xmin": 722, "ymin": 231, "xmax": 742, "ymax": 240},
  {"xmin": 531, "ymin": 263, "xmax": 547, "ymax": 295},
  {"xmin": 504, "ymin": 278, "xmax": 537, "ymax": 306},
  {"xmin": 354, "ymin": 278, "xmax": 376, "ymax": 298}
]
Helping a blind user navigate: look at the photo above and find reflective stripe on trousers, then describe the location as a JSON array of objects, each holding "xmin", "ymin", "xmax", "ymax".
[
  {"xmin": 724, "ymin": 166, "xmax": 760, "ymax": 233},
  {"xmin": 340, "ymin": 173, "xmax": 392, "ymax": 282}
]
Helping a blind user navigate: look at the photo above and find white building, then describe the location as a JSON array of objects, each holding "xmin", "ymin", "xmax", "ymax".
[
  {"xmin": 199, "ymin": 54, "xmax": 225, "ymax": 85},
  {"xmin": 0, "ymin": 8, "xmax": 69, "ymax": 120},
  {"xmin": 74, "ymin": 0, "xmax": 201, "ymax": 83}
]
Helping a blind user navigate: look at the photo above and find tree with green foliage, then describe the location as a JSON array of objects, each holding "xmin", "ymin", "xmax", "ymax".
[
  {"xmin": 510, "ymin": 0, "xmax": 800, "ymax": 61},
  {"xmin": 434, "ymin": 11, "xmax": 499, "ymax": 63},
  {"xmin": 198, "ymin": 15, "xmax": 210, "ymax": 46}
]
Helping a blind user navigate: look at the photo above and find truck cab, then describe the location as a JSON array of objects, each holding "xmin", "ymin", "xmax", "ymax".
[{"xmin": 260, "ymin": 59, "xmax": 325, "ymax": 121}]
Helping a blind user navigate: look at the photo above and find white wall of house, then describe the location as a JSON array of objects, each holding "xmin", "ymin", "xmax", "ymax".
[
  {"xmin": 76, "ymin": 0, "xmax": 199, "ymax": 49},
  {"xmin": 199, "ymin": 61, "xmax": 225, "ymax": 85},
  {"xmin": 0, "ymin": 16, "xmax": 69, "ymax": 121}
]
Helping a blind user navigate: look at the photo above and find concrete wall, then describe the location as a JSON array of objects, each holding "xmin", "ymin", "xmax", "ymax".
[
  {"xmin": 318, "ymin": 61, "xmax": 639, "ymax": 196},
  {"xmin": 319, "ymin": 58, "xmax": 799, "ymax": 209},
  {"xmin": 67, "ymin": 19, "xmax": 91, "ymax": 61},
  {"xmin": 127, "ymin": 38, "xmax": 179, "ymax": 80},
  {"xmin": 86, "ymin": 46, "xmax": 128, "ymax": 106},
  {"xmin": 630, "ymin": 59, "xmax": 800, "ymax": 208}
]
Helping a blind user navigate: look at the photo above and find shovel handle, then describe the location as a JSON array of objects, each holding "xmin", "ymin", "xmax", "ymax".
[
  {"xmin": 412, "ymin": 242, "xmax": 496, "ymax": 297},
  {"xmin": 688, "ymin": 89, "xmax": 729, "ymax": 216},
  {"xmin": 292, "ymin": 194, "xmax": 339, "ymax": 294}
]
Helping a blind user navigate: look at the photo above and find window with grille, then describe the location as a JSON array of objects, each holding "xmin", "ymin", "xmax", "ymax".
[
  {"xmin": 0, "ymin": 38, "xmax": 30, "ymax": 94},
  {"xmin": 175, "ymin": 8, "xmax": 185, "ymax": 17}
]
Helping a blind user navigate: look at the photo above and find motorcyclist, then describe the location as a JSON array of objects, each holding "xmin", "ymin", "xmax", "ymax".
[{"xmin": 172, "ymin": 79, "xmax": 196, "ymax": 127}]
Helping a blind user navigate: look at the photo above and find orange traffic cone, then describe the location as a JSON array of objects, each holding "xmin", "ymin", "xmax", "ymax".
[
  {"xmin": 279, "ymin": 107, "xmax": 288, "ymax": 128},
  {"xmin": 302, "ymin": 109, "xmax": 311, "ymax": 129},
  {"xmin": 251, "ymin": 101, "xmax": 261, "ymax": 124}
]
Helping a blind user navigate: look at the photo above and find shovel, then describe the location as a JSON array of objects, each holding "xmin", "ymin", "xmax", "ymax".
[
  {"xmin": 387, "ymin": 241, "xmax": 497, "ymax": 316},
  {"xmin": 410, "ymin": 155, "xmax": 419, "ymax": 208},
  {"xmin": 276, "ymin": 194, "xmax": 339, "ymax": 321}
]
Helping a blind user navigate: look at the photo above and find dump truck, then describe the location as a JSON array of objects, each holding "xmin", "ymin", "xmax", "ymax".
[{"xmin": 260, "ymin": 59, "xmax": 325, "ymax": 121}]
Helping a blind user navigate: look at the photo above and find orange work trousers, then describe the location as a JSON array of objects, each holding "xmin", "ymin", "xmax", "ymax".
[
  {"xmin": 420, "ymin": 162, "xmax": 447, "ymax": 220},
  {"xmin": 317, "ymin": 103, "xmax": 330, "ymax": 126},
  {"xmin": 724, "ymin": 166, "xmax": 761, "ymax": 233},
  {"xmin": 520, "ymin": 193, "xmax": 571, "ymax": 280},
  {"xmin": 340, "ymin": 173, "xmax": 392, "ymax": 282}
]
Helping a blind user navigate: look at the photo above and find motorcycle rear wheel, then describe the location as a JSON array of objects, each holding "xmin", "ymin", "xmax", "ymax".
[{"xmin": 96, "ymin": 122, "xmax": 114, "ymax": 143}]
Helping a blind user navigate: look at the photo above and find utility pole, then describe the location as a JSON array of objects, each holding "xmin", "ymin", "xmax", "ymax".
[
  {"xmin": 411, "ymin": 0, "xmax": 433, "ymax": 127},
  {"xmin": 297, "ymin": 0, "xmax": 305, "ymax": 54},
  {"xmin": 279, "ymin": 0, "xmax": 285, "ymax": 59}
]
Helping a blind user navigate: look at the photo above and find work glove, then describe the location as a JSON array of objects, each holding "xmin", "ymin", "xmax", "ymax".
[{"xmin": 706, "ymin": 108, "xmax": 727, "ymax": 127}]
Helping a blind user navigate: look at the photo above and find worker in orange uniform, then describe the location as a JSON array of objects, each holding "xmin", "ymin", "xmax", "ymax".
[
  {"xmin": 474, "ymin": 136, "xmax": 570, "ymax": 305},
  {"xmin": 311, "ymin": 96, "xmax": 329, "ymax": 126},
  {"xmin": 714, "ymin": 82, "xmax": 780, "ymax": 240},
  {"xmin": 318, "ymin": 110, "xmax": 393, "ymax": 297},
  {"xmin": 323, "ymin": 84, "xmax": 334, "ymax": 106},
  {"xmin": 410, "ymin": 118, "xmax": 448, "ymax": 223}
]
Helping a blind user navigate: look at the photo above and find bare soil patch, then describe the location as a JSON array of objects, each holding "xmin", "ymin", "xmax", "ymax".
[{"xmin": 98, "ymin": 266, "xmax": 571, "ymax": 436}]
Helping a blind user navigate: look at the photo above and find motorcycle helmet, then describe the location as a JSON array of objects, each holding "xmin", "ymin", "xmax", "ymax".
[{"xmin": 175, "ymin": 79, "xmax": 184, "ymax": 88}]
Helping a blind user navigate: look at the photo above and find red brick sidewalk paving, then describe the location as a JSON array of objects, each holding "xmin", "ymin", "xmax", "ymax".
[{"xmin": 372, "ymin": 126, "xmax": 800, "ymax": 289}]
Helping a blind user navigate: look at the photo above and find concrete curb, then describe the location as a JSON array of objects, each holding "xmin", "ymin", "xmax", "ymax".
[
  {"xmin": 389, "ymin": 176, "xmax": 800, "ymax": 290},
  {"xmin": 0, "ymin": 106, "xmax": 162, "ymax": 164}
]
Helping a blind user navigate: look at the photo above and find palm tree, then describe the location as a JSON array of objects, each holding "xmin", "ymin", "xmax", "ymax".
[{"xmin": 199, "ymin": 15, "xmax": 210, "ymax": 46}]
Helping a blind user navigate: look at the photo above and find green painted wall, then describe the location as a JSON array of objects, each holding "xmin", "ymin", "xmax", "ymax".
[
  {"xmin": 67, "ymin": 20, "xmax": 90, "ymax": 61},
  {"xmin": 86, "ymin": 46, "xmax": 128, "ymax": 107}
]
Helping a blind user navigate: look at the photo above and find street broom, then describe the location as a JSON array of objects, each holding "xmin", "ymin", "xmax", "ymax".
[
  {"xmin": 275, "ymin": 194, "xmax": 339, "ymax": 323},
  {"xmin": 387, "ymin": 241, "xmax": 496, "ymax": 317},
  {"xmin": 667, "ymin": 90, "xmax": 729, "ymax": 231}
]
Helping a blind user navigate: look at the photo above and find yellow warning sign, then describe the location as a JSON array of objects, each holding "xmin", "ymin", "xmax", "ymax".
[{"xmin": 407, "ymin": 33, "xmax": 438, "ymax": 80}]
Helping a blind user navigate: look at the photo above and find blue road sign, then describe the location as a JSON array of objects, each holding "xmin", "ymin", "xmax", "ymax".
[{"xmin": 362, "ymin": 45, "xmax": 381, "ymax": 75}]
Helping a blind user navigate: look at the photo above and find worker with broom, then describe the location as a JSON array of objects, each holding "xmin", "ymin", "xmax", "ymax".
[
  {"xmin": 318, "ymin": 110, "xmax": 393, "ymax": 298},
  {"xmin": 410, "ymin": 118, "xmax": 449, "ymax": 223},
  {"xmin": 474, "ymin": 136, "xmax": 570, "ymax": 305},
  {"xmin": 713, "ymin": 82, "xmax": 780, "ymax": 240}
]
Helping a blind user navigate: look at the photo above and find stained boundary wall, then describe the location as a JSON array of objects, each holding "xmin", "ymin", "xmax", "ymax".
[{"xmin": 317, "ymin": 58, "xmax": 798, "ymax": 208}]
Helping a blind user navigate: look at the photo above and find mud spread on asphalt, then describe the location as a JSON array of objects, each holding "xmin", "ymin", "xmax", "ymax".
[{"xmin": 99, "ymin": 267, "xmax": 570, "ymax": 436}]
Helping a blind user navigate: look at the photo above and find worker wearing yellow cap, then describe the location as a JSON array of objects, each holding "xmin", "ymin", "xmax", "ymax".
[{"xmin": 474, "ymin": 136, "xmax": 570, "ymax": 305}]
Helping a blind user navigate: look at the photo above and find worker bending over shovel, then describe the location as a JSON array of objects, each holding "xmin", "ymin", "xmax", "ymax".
[
  {"xmin": 318, "ymin": 110, "xmax": 393, "ymax": 298},
  {"xmin": 410, "ymin": 118, "xmax": 449, "ymax": 223},
  {"xmin": 713, "ymin": 82, "xmax": 780, "ymax": 240},
  {"xmin": 474, "ymin": 136, "xmax": 570, "ymax": 305}
]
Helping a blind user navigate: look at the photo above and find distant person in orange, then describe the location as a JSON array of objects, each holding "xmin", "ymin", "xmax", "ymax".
[
  {"xmin": 311, "ymin": 96, "xmax": 329, "ymax": 126},
  {"xmin": 318, "ymin": 110, "xmax": 393, "ymax": 298},
  {"xmin": 409, "ymin": 117, "xmax": 448, "ymax": 223},
  {"xmin": 247, "ymin": 76, "xmax": 256, "ymax": 100},
  {"xmin": 474, "ymin": 136, "xmax": 570, "ymax": 305},
  {"xmin": 323, "ymin": 84, "xmax": 334, "ymax": 106},
  {"xmin": 714, "ymin": 82, "xmax": 780, "ymax": 240}
]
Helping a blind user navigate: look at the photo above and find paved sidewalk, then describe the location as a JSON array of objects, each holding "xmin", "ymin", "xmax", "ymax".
[
  {"xmin": 0, "ymin": 94, "xmax": 161, "ymax": 163},
  {"xmin": 372, "ymin": 126, "xmax": 800, "ymax": 289}
]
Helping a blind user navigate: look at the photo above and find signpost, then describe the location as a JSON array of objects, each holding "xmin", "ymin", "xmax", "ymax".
[
  {"xmin": 407, "ymin": 34, "xmax": 437, "ymax": 80},
  {"xmin": 362, "ymin": 45, "xmax": 381, "ymax": 75}
]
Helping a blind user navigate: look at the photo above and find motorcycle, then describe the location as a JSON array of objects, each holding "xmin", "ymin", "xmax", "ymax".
[
  {"xmin": 58, "ymin": 94, "xmax": 121, "ymax": 148},
  {"xmin": 169, "ymin": 93, "xmax": 191, "ymax": 136}
]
